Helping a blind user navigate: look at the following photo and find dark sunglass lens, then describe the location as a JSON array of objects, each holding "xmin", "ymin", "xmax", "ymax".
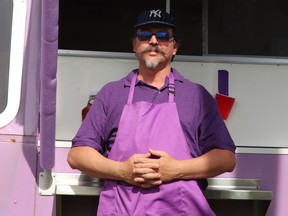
[
  {"xmin": 136, "ymin": 31, "xmax": 171, "ymax": 42},
  {"xmin": 137, "ymin": 31, "xmax": 152, "ymax": 41},
  {"xmin": 155, "ymin": 32, "xmax": 170, "ymax": 41}
]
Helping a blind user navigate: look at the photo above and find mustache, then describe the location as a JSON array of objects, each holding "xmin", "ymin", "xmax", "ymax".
[{"xmin": 141, "ymin": 45, "xmax": 166, "ymax": 55}]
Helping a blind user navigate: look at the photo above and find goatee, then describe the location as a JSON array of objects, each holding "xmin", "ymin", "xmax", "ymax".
[{"xmin": 145, "ymin": 60, "xmax": 159, "ymax": 69}]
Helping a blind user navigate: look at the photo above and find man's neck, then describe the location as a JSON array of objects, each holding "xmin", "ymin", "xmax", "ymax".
[{"xmin": 138, "ymin": 64, "xmax": 171, "ymax": 89}]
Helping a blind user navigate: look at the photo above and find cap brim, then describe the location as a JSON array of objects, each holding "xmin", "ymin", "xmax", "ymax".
[{"xmin": 134, "ymin": 21, "xmax": 176, "ymax": 29}]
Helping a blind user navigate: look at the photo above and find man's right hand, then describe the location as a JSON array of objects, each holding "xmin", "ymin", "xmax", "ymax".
[{"xmin": 119, "ymin": 153, "xmax": 162, "ymax": 188}]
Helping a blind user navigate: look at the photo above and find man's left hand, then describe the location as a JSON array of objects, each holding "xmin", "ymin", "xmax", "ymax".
[{"xmin": 133, "ymin": 149, "xmax": 180, "ymax": 185}]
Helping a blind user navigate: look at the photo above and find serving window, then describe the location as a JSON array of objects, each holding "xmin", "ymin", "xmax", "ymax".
[{"xmin": 59, "ymin": 0, "xmax": 288, "ymax": 57}]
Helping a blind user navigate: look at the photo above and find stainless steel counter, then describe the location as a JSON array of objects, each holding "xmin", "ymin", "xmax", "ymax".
[
  {"xmin": 39, "ymin": 173, "xmax": 272, "ymax": 216},
  {"xmin": 40, "ymin": 173, "xmax": 272, "ymax": 198},
  {"xmin": 204, "ymin": 178, "xmax": 272, "ymax": 200},
  {"xmin": 204, "ymin": 178, "xmax": 272, "ymax": 216}
]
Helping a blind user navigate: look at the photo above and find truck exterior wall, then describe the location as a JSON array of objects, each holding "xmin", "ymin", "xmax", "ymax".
[
  {"xmin": 56, "ymin": 55, "xmax": 288, "ymax": 216},
  {"xmin": 1, "ymin": 0, "xmax": 288, "ymax": 215}
]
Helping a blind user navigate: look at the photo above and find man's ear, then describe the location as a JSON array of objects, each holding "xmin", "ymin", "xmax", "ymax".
[
  {"xmin": 132, "ymin": 38, "xmax": 136, "ymax": 52},
  {"xmin": 173, "ymin": 42, "xmax": 179, "ymax": 55}
]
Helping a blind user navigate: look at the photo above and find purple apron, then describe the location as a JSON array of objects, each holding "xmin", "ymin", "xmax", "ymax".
[{"xmin": 97, "ymin": 72, "xmax": 215, "ymax": 216}]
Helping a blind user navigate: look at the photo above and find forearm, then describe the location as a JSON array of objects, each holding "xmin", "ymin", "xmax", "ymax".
[
  {"xmin": 67, "ymin": 146, "xmax": 161, "ymax": 188},
  {"xmin": 176, "ymin": 149, "xmax": 236, "ymax": 180},
  {"xmin": 67, "ymin": 146, "xmax": 122, "ymax": 180}
]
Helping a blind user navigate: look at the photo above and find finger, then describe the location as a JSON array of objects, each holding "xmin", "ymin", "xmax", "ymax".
[
  {"xmin": 133, "ymin": 167, "xmax": 159, "ymax": 175},
  {"xmin": 134, "ymin": 177, "xmax": 145, "ymax": 183},
  {"xmin": 134, "ymin": 172, "xmax": 161, "ymax": 181},
  {"xmin": 132, "ymin": 153, "xmax": 151, "ymax": 159},
  {"xmin": 134, "ymin": 178, "xmax": 162, "ymax": 186},
  {"xmin": 139, "ymin": 181, "xmax": 162, "ymax": 188},
  {"xmin": 134, "ymin": 157, "xmax": 156, "ymax": 163},
  {"xmin": 133, "ymin": 162, "xmax": 159, "ymax": 169},
  {"xmin": 149, "ymin": 149, "xmax": 165, "ymax": 157}
]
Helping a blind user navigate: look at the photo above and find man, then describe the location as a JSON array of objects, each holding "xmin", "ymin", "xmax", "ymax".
[{"xmin": 68, "ymin": 9, "xmax": 236, "ymax": 216}]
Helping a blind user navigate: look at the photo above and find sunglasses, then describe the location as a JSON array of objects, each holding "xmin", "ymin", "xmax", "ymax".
[{"xmin": 136, "ymin": 31, "xmax": 173, "ymax": 42}]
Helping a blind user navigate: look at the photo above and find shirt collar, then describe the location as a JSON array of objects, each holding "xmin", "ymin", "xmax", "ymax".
[{"xmin": 124, "ymin": 68, "xmax": 184, "ymax": 87}]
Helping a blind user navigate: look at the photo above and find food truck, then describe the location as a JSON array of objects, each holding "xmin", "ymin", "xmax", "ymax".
[{"xmin": 1, "ymin": 0, "xmax": 288, "ymax": 215}]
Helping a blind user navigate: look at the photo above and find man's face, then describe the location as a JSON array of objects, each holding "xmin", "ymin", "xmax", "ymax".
[{"xmin": 133, "ymin": 25, "xmax": 179, "ymax": 69}]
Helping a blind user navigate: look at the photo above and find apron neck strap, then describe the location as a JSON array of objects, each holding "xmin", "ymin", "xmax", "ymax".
[
  {"xmin": 128, "ymin": 72, "xmax": 137, "ymax": 104},
  {"xmin": 168, "ymin": 72, "xmax": 175, "ymax": 103},
  {"xmin": 128, "ymin": 71, "xmax": 175, "ymax": 104}
]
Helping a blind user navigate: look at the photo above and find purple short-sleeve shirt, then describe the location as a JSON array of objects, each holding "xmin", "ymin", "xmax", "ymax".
[{"xmin": 72, "ymin": 69, "xmax": 236, "ymax": 157}]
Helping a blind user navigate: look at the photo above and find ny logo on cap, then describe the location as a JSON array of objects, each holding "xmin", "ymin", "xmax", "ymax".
[{"xmin": 149, "ymin": 9, "xmax": 162, "ymax": 18}]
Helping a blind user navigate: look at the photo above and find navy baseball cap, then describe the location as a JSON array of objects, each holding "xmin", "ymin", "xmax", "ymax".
[{"xmin": 134, "ymin": 9, "xmax": 176, "ymax": 29}]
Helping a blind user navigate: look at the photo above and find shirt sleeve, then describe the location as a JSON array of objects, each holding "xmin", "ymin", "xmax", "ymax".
[
  {"xmin": 197, "ymin": 86, "xmax": 236, "ymax": 154},
  {"xmin": 72, "ymin": 96, "xmax": 107, "ymax": 153}
]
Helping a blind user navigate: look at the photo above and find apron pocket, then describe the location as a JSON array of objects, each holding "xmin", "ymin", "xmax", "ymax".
[{"xmin": 144, "ymin": 181, "xmax": 182, "ymax": 215}]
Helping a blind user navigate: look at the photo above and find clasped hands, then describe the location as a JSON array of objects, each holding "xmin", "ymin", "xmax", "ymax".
[{"xmin": 121, "ymin": 149, "xmax": 178, "ymax": 189}]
